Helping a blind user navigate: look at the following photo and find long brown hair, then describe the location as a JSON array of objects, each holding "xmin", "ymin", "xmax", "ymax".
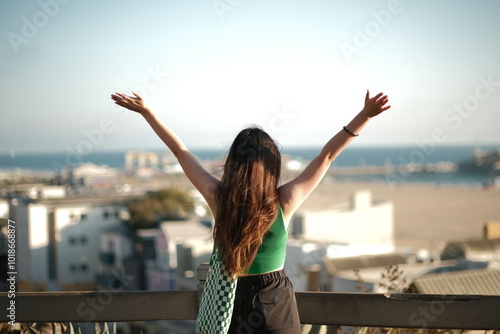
[{"xmin": 214, "ymin": 127, "xmax": 281, "ymax": 276}]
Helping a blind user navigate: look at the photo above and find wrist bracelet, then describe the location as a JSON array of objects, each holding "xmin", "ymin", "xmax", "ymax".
[{"xmin": 343, "ymin": 126, "xmax": 359, "ymax": 137}]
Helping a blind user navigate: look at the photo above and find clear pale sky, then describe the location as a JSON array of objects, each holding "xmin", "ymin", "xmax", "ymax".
[{"xmin": 1, "ymin": 0, "xmax": 499, "ymax": 154}]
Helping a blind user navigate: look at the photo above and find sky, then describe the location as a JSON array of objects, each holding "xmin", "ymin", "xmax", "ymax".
[{"xmin": 1, "ymin": 0, "xmax": 500, "ymax": 155}]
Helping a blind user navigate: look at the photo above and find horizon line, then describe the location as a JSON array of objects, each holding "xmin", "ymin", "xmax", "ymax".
[{"xmin": 1, "ymin": 142, "xmax": 500, "ymax": 155}]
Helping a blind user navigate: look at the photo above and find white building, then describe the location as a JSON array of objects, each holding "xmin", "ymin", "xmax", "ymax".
[
  {"xmin": 0, "ymin": 199, "xmax": 8, "ymax": 218},
  {"xmin": 99, "ymin": 225, "xmax": 134, "ymax": 274},
  {"xmin": 322, "ymin": 255, "xmax": 479, "ymax": 294},
  {"xmin": 153, "ymin": 220, "xmax": 213, "ymax": 291},
  {"xmin": 8, "ymin": 195, "xmax": 131, "ymax": 291},
  {"xmin": 290, "ymin": 190, "xmax": 394, "ymax": 247},
  {"xmin": 24, "ymin": 185, "xmax": 66, "ymax": 199},
  {"xmin": 97, "ymin": 224, "xmax": 134, "ymax": 285},
  {"xmin": 285, "ymin": 240, "xmax": 327, "ymax": 292},
  {"xmin": 68, "ymin": 162, "xmax": 120, "ymax": 189},
  {"xmin": 280, "ymin": 190, "xmax": 395, "ymax": 292}
]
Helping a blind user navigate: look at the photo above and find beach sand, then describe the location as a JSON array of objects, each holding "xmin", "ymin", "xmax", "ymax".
[{"xmin": 299, "ymin": 180, "xmax": 500, "ymax": 250}]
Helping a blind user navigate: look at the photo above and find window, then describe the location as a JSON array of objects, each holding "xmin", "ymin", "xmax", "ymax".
[
  {"xmin": 69, "ymin": 264, "xmax": 77, "ymax": 273},
  {"xmin": 69, "ymin": 236, "xmax": 77, "ymax": 246},
  {"xmin": 80, "ymin": 235, "xmax": 88, "ymax": 245}
]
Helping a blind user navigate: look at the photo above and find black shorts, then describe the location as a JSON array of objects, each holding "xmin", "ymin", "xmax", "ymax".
[{"xmin": 228, "ymin": 270, "xmax": 301, "ymax": 334}]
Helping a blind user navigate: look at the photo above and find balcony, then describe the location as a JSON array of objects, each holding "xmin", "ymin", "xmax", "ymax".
[{"xmin": 1, "ymin": 264, "xmax": 499, "ymax": 332}]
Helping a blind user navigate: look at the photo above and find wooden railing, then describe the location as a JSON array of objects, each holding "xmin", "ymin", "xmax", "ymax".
[{"xmin": 1, "ymin": 264, "xmax": 499, "ymax": 330}]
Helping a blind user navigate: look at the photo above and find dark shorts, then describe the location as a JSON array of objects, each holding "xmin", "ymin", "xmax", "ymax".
[{"xmin": 228, "ymin": 270, "xmax": 301, "ymax": 334}]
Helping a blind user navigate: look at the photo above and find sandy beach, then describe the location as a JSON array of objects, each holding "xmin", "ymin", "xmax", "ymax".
[{"xmin": 299, "ymin": 180, "xmax": 500, "ymax": 250}]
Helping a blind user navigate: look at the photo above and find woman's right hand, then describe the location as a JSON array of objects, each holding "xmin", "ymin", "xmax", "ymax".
[{"xmin": 111, "ymin": 91, "xmax": 150, "ymax": 115}]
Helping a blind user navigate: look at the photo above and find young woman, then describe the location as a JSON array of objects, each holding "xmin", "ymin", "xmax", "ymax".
[{"xmin": 111, "ymin": 90, "xmax": 390, "ymax": 333}]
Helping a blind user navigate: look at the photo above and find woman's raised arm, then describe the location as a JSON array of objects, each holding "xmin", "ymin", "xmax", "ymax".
[
  {"xmin": 279, "ymin": 90, "xmax": 391, "ymax": 221},
  {"xmin": 111, "ymin": 92, "xmax": 220, "ymax": 213}
]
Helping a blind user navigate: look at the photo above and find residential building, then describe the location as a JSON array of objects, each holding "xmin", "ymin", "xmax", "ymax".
[
  {"xmin": 290, "ymin": 190, "xmax": 394, "ymax": 247},
  {"xmin": 153, "ymin": 219, "xmax": 213, "ymax": 291},
  {"xmin": 125, "ymin": 151, "xmax": 159, "ymax": 178},
  {"xmin": 67, "ymin": 162, "xmax": 120, "ymax": 191},
  {"xmin": 410, "ymin": 268, "xmax": 500, "ymax": 294},
  {"xmin": 7, "ymin": 194, "xmax": 133, "ymax": 291},
  {"xmin": 323, "ymin": 252, "xmax": 410, "ymax": 293},
  {"xmin": 0, "ymin": 199, "xmax": 8, "ymax": 218},
  {"xmin": 284, "ymin": 240, "xmax": 327, "ymax": 292},
  {"xmin": 97, "ymin": 224, "xmax": 136, "ymax": 291}
]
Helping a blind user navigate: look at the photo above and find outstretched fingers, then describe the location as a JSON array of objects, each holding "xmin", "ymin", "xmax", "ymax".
[
  {"xmin": 111, "ymin": 92, "xmax": 129, "ymax": 103},
  {"xmin": 371, "ymin": 92, "xmax": 384, "ymax": 101},
  {"xmin": 132, "ymin": 91, "xmax": 143, "ymax": 100},
  {"xmin": 111, "ymin": 91, "xmax": 149, "ymax": 114},
  {"xmin": 378, "ymin": 95, "xmax": 391, "ymax": 111},
  {"xmin": 363, "ymin": 90, "xmax": 391, "ymax": 117},
  {"xmin": 111, "ymin": 92, "xmax": 135, "ymax": 110},
  {"xmin": 377, "ymin": 95, "xmax": 388, "ymax": 104}
]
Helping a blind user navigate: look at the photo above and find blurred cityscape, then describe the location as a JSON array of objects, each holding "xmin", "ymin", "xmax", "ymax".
[{"xmin": 0, "ymin": 148, "xmax": 499, "ymax": 333}]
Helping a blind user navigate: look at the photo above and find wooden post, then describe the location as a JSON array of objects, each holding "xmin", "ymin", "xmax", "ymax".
[
  {"xmin": 197, "ymin": 263, "xmax": 209, "ymax": 307},
  {"xmin": 307, "ymin": 264, "xmax": 322, "ymax": 292}
]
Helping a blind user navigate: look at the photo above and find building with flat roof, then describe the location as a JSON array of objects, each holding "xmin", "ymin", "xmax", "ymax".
[
  {"xmin": 411, "ymin": 268, "xmax": 500, "ymax": 295},
  {"xmin": 7, "ymin": 194, "xmax": 135, "ymax": 291},
  {"xmin": 153, "ymin": 219, "xmax": 212, "ymax": 290},
  {"xmin": 290, "ymin": 190, "xmax": 394, "ymax": 247}
]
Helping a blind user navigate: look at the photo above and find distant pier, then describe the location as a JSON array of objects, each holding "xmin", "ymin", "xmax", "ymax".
[{"xmin": 327, "ymin": 162, "xmax": 457, "ymax": 176}]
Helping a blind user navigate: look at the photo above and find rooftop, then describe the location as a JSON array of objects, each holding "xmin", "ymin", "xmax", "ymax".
[{"xmin": 412, "ymin": 268, "xmax": 500, "ymax": 295}]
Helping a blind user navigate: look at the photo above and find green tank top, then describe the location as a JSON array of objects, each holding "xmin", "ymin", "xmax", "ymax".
[{"xmin": 244, "ymin": 206, "xmax": 287, "ymax": 274}]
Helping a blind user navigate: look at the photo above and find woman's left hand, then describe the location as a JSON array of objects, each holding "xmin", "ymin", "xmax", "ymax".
[
  {"xmin": 111, "ymin": 91, "xmax": 150, "ymax": 115},
  {"xmin": 362, "ymin": 90, "xmax": 391, "ymax": 118}
]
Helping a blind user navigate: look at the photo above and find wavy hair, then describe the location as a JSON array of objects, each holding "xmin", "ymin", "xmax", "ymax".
[{"xmin": 213, "ymin": 127, "xmax": 281, "ymax": 276}]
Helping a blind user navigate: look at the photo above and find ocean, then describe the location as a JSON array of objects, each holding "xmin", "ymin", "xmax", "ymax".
[{"xmin": 1, "ymin": 145, "xmax": 498, "ymax": 186}]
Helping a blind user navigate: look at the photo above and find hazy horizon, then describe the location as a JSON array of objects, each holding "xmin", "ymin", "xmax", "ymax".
[{"xmin": 1, "ymin": 142, "xmax": 499, "ymax": 156}]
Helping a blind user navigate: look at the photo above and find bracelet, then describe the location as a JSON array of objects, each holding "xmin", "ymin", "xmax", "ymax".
[{"xmin": 343, "ymin": 126, "xmax": 359, "ymax": 137}]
